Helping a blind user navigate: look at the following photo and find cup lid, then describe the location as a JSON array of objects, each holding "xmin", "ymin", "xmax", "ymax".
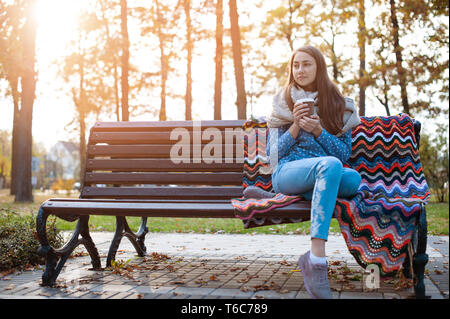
[{"xmin": 297, "ymin": 97, "xmax": 315, "ymax": 103}]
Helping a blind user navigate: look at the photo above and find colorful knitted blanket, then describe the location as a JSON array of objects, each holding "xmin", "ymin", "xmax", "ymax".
[
  {"xmin": 236, "ymin": 116, "xmax": 305, "ymax": 228},
  {"xmin": 231, "ymin": 113, "xmax": 430, "ymax": 276}
]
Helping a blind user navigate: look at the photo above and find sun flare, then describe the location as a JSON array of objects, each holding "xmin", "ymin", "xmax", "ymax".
[{"xmin": 34, "ymin": 0, "xmax": 87, "ymax": 58}]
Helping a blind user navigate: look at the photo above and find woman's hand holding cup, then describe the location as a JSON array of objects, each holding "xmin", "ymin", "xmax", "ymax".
[
  {"xmin": 293, "ymin": 98, "xmax": 314, "ymax": 125},
  {"xmin": 292, "ymin": 98, "xmax": 322, "ymax": 137},
  {"xmin": 298, "ymin": 114, "xmax": 323, "ymax": 137}
]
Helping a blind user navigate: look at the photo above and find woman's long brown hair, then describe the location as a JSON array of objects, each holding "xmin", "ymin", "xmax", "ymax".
[{"xmin": 284, "ymin": 46, "xmax": 345, "ymax": 136}]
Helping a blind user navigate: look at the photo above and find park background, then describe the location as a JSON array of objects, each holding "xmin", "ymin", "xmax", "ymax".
[{"xmin": 0, "ymin": 1, "xmax": 448, "ymax": 237}]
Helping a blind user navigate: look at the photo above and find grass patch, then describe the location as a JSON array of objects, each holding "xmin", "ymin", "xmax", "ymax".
[{"xmin": 426, "ymin": 202, "xmax": 449, "ymax": 235}]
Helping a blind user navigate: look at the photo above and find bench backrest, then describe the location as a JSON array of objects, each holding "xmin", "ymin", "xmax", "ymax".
[
  {"xmin": 82, "ymin": 114, "xmax": 430, "ymax": 203},
  {"xmin": 82, "ymin": 120, "xmax": 246, "ymax": 200}
]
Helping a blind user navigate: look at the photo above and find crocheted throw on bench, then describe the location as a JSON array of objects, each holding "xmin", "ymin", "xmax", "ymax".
[{"xmin": 231, "ymin": 113, "xmax": 430, "ymax": 276}]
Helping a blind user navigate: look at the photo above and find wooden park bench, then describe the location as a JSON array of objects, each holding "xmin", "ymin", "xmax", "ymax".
[{"xmin": 36, "ymin": 116, "xmax": 430, "ymax": 298}]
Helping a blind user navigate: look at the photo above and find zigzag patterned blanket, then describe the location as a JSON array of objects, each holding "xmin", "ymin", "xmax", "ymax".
[
  {"xmin": 235, "ymin": 116, "xmax": 305, "ymax": 228},
  {"xmin": 232, "ymin": 113, "xmax": 430, "ymax": 276}
]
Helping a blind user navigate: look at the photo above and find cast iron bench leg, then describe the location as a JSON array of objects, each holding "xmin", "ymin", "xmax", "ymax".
[
  {"xmin": 413, "ymin": 204, "xmax": 429, "ymax": 299},
  {"xmin": 36, "ymin": 207, "xmax": 101, "ymax": 286},
  {"xmin": 106, "ymin": 216, "xmax": 148, "ymax": 267},
  {"xmin": 403, "ymin": 204, "xmax": 430, "ymax": 298}
]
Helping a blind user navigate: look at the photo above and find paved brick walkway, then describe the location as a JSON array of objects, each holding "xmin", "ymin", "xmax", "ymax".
[{"xmin": 0, "ymin": 232, "xmax": 448, "ymax": 299}]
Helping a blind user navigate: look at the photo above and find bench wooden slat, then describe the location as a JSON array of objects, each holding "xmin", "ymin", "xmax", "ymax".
[
  {"xmin": 92, "ymin": 120, "xmax": 245, "ymax": 132},
  {"xmin": 86, "ymin": 158, "xmax": 243, "ymax": 172},
  {"xmin": 87, "ymin": 144, "xmax": 243, "ymax": 159},
  {"xmin": 90, "ymin": 131, "xmax": 171, "ymax": 144},
  {"xmin": 84, "ymin": 172, "xmax": 243, "ymax": 185},
  {"xmin": 41, "ymin": 198, "xmax": 311, "ymax": 219},
  {"xmin": 89, "ymin": 131, "xmax": 245, "ymax": 145},
  {"xmin": 42, "ymin": 198, "xmax": 234, "ymax": 203},
  {"xmin": 81, "ymin": 186, "xmax": 243, "ymax": 199}
]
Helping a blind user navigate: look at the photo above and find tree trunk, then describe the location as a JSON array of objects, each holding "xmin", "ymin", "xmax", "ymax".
[
  {"xmin": 99, "ymin": 0, "xmax": 120, "ymax": 121},
  {"xmin": 120, "ymin": 0, "xmax": 129, "ymax": 121},
  {"xmin": 76, "ymin": 34, "xmax": 87, "ymax": 186},
  {"xmin": 358, "ymin": 0, "xmax": 366, "ymax": 116},
  {"xmin": 78, "ymin": 109, "xmax": 87, "ymax": 187},
  {"xmin": 381, "ymin": 72, "xmax": 391, "ymax": 116},
  {"xmin": 330, "ymin": 36, "xmax": 339, "ymax": 81},
  {"xmin": 156, "ymin": 0, "xmax": 167, "ymax": 121},
  {"xmin": 114, "ymin": 63, "xmax": 120, "ymax": 121},
  {"xmin": 184, "ymin": 0, "xmax": 192, "ymax": 121},
  {"xmin": 285, "ymin": 0, "xmax": 304, "ymax": 51},
  {"xmin": 228, "ymin": 0, "xmax": 246, "ymax": 120},
  {"xmin": 9, "ymin": 78, "xmax": 19, "ymax": 195},
  {"xmin": 15, "ymin": 0, "xmax": 36, "ymax": 202},
  {"xmin": 214, "ymin": 0, "xmax": 223, "ymax": 120},
  {"xmin": 389, "ymin": 0, "xmax": 410, "ymax": 114}
]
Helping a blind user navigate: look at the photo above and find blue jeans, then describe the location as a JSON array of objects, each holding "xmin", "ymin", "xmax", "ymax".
[{"xmin": 272, "ymin": 156, "xmax": 361, "ymax": 241}]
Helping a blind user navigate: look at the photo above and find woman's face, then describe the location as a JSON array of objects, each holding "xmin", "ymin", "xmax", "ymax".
[{"xmin": 292, "ymin": 51, "xmax": 317, "ymax": 91}]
